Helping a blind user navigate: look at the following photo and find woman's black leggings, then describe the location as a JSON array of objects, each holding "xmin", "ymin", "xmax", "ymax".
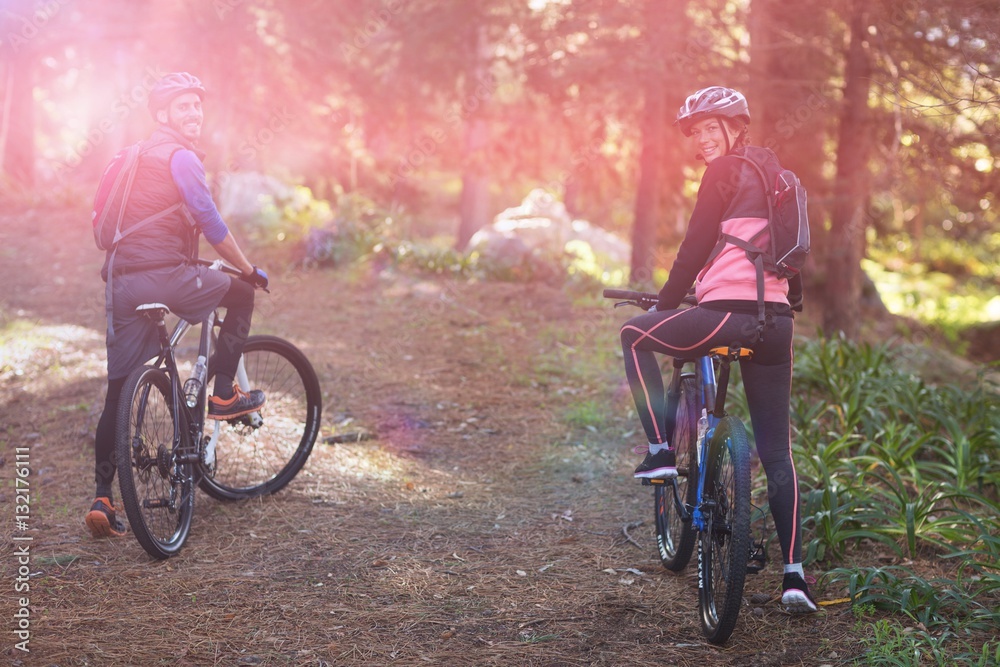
[
  {"xmin": 620, "ymin": 306, "xmax": 804, "ymax": 566},
  {"xmin": 94, "ymin": 277, "xmax": 254, "ymax": 496}
]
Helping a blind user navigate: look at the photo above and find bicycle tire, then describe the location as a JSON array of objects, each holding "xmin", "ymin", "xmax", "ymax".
[
  {"xmin": 116, "ymin": 365, "xmax": 195, "ymax": 559},
  {"xmin": 199, "ymin": 335, "xmax": 322, "ymax": 500},
  {"xmin": 698, "ymin": 415, "xmax": 752, "ymax": 645},
  {"xmin": 655, "ymin": 375, "xmax": 699, "ymax": 571}
]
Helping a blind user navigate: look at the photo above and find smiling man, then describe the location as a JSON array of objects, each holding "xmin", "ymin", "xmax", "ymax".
[{"xmin": 85, "ymin": 72, "xmax": 270, "ymax": 540}]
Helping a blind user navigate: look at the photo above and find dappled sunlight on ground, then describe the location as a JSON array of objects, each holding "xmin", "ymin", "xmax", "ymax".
[
  {"xmin": 1, "ymin": 207, "xmax": 943, "ymax": 665},
  {"xmin": 0, "ymin": 321, "xmax": 105, "ymax": 388}
]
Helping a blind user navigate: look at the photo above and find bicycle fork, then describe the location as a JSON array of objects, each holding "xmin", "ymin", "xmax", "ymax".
[{"xmin": 691, "ymin": 355, "xmax": 719, "ymax": 533}]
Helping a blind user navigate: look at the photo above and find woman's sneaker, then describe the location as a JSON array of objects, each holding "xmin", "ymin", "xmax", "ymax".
[
  {"xmin": 633, "ymin": 446, "xmax": 678, "ymax": 479},
  {"xmin": 85, "ymin": 497, "xmax": 128, "ymax": 538},
  {"xmin": 781, "ymin": 572, "xmax": 818, "ymax": 613},
  {"xmin": 208, "ymin": 385, "xmax": 266, "ymax": 420}
]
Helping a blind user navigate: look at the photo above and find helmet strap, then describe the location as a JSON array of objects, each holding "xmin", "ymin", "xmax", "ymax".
[{"xmin": 721, "ymin": 120, "xmax": 748, "ymax": 155}]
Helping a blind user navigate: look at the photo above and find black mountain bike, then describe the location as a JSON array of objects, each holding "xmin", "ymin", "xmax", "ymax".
[
  {"xmin": 605, "ymin": 289, "xmax": 767, "ymax": 645},
  {"xmin": 116, "ymin": 260, "xmax": 322, "ymax": 559}
]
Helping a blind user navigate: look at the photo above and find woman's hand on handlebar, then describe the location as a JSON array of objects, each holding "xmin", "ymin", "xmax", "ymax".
[{"xmin": 603, "ymin": 287, "xmax": 696, "ymax": 312}]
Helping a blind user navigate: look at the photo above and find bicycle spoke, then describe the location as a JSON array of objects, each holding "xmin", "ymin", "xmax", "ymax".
[
  {"xmin": 200, "ymin": 336, "xmax": 321, "ymax": 500},
  {"xmin": 116, "ymin": 366, "xmax": 194, "ymax": 559},
  {"xmin": 655, "ymin": 376, "xmax": 699, "ymax": 571},
  {"xmin": 698, "ymin": 416, "xmax": 752, "ymax": 645}
]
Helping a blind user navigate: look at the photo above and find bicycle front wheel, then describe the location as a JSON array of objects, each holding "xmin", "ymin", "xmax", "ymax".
[
  {"xmin": 698, "ymin": 415, "xmax": 752, "ymax": 645},
  {"xmin": 655, "ymin": 375, "xmax": 699, "ymax": 571},
  {"xmin": 200, "ymin": 335, "xmax": 322, "ymax": 500},
  {"xmin": 116, "ymin": 365, "xmax": 195, "ymax": 559}
]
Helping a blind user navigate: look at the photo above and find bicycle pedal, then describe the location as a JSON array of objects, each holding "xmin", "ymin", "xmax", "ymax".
[{"xmin": 746, "ymin": 542, "xmax": 768, "ymax": 574}]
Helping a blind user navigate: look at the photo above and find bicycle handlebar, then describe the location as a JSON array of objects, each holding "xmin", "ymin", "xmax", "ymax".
[
  {"xmin": 195, "ymin": 258, "xmax": 269, "ymax": 293},
  {"xmin": 195, "ymin": 258, "xmax": 241, "ymax": 277},
  {"xmin": 602, "ymin": 289, "xmax": 658, "ymax": 302},
  {"xmin": 602, "ymin": 288, "xmax": 698, "ymax": 310}
]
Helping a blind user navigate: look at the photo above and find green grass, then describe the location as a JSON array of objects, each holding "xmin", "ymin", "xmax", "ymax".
[
  {"xmin": 864, "ymin": 230, "xmax": 1000, "ymax": 343},
  {"xmin": 563, "ymin": 318, "xmax": 999, "ymax": 663},
  {"xmin": 791, "ymin": 335, "xmax": 999, "ymax": 652}
]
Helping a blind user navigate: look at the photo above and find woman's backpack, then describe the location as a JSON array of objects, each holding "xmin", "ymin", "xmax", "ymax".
[{"xmin": 706, "ymin": 146, "xmax": 810, "ymax": 339}]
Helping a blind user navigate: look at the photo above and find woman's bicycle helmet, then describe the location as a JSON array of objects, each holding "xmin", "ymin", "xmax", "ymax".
[
  {"xmin": 675, "ymin": 86, "xmax": 750, "ymax": 136},
  {"xmin": 148, "ymin": 72, "xmax": 206, "ymax": 115}
]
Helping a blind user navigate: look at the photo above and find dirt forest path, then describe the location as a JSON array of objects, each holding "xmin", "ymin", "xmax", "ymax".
[{"xmin": 1, "ymin": 206, "xmax": 845, "ymax": 666}]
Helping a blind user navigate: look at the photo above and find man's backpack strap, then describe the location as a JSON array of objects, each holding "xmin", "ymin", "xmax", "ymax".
[{"xmin": 104, "ymin": 202, "xmax": 187, "ymax": 343}]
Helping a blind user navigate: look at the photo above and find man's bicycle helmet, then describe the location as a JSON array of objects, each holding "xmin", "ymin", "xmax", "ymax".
[
  {"xmin": 148, "ymin": 72, "xmax": 206, "ymax": 115},
  {"xmin": 675, "ymin": 86, "xmax": 750, "ymax": 136}
]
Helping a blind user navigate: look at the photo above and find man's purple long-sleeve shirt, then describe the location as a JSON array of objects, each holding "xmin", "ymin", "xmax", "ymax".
[{"xmin": 169, "ymin": 149, "xmax": 229, "ymax": 245}]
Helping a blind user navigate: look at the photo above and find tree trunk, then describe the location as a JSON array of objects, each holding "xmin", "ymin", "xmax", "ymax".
[
  {"xmin": 630, "ymin": 72, "xmax": 666, "ymax": 283},
  {"xmin": 748, "ymin": 0, "xmax": 773, "ymax": 140},
  {"xmin": 0, "ymin": 20, "xmax": 35, "ymax": 190},
  {"xmin": 825, "ymin": 1, "xmax": 871, "ymax": 339},
  {"xmin": 629, "ymin": 0, "xmax": 679, "ymax": 287},
  {"xmin": 455, "ymin": 25, "xmax": 492, "ymax": 250},
  {"xmin": 750, "ymin": 0, "xmax": 832, "ymax": 321}
]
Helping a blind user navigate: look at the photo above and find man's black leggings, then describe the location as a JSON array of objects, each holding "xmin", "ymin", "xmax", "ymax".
[
  {"xmin": 94, "ymin": 277, "xmax": 254, "ymax": 497},
  {"xmin": 620, "ymin": 305, "xmax": 804, "ymax": 566}
]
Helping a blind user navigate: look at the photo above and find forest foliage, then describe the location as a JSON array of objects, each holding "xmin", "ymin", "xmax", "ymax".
[{"xmin": 1, "ymin": 0, "xmax": 999, "ymax": 340}]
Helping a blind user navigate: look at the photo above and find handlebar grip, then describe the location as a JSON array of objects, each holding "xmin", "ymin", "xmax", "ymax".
[
  {"xmin": 602, "ymin": 289, "xmax": 659, "ymax": 301},
  {"xmin": 195, "ymin": 258, "xmax": 242, "ymax": 276}
]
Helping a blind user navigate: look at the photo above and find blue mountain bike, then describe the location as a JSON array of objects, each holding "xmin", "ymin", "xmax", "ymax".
[{"xmin": 605, "ymin": 289, "xmax": 767, "ymax": 645}]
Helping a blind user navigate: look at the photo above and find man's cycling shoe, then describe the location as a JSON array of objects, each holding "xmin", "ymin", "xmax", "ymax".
[
  {"xmin": 85, "ymin": 497, "xmax": 128, "ymax": 538},
  {"xmin": 208, "ymin": 386, "xmax": 266, "ymax": 420},
  {"xmin": 633, "ymin": 446, "xmax": 678, "ymax": 479},
  {"xmin": 781, "ymin": 572, "xmax": 819, "ymax": 613}
]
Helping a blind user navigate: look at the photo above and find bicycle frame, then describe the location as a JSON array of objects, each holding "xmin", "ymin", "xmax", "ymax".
[
  {"xmin": 603, "ymin": 288, "xmax": 765, "ymax": 643},
  {"xmin": 663, "ymin": 349, "xmax": 740, "ymax": 533},
  {"xmin": 140, "ymin": 264, "xmax": 261, "ymax": 470},
  {"xmin": 143, "ymin": 307, "xmax": 215, "ymax": 467}
]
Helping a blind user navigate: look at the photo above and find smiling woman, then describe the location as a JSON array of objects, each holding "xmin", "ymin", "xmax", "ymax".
[
  {"xmin": 617, "ymin": 84, "xmax": 818, "ymax": 613},
  {"xmin": 688, "ymin": 117, "xmax": 745, "ymax": 164}
]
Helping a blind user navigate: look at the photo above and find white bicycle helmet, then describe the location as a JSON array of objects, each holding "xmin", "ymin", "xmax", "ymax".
[
  {"xmin": 148, "ymin": 72, "xmax": 206, "ymax": 115},
  {"xmin": 675, "ymin": 86, "xmax": 750, "ymax": 136}
]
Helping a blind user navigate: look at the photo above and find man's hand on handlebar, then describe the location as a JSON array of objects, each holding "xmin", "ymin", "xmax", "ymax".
[{"xmin": 242, "ymin": 265, "xmax": 269, "ymax": 291}]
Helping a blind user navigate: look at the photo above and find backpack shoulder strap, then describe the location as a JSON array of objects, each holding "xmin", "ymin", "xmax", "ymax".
[
  {"xmin": 702, "ymin": 153, "xmax": 773, "ymax": 341},
  {"xmin": 704, "ymin": 154, "xmax": 773, "ymax": 265},
  {"xmin": 730, "ymin": 154, "xmax": 773, "ymax": 224}
]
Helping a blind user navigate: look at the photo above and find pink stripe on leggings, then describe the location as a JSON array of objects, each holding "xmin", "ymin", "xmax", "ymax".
[{"xmin": 621, "ymin": 309, "xmax": 731, "ymax": 444}]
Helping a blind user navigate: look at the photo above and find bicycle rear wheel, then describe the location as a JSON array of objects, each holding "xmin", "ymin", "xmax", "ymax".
[
  {"xmin": 199, "ymin": 335, "xmax": 322, "ymax": 500},
  {"xmin": 655, "ymin": 375, "xmax": 699, "ymax": 571},
  {"xmin": 116, "ymin": 365, "xmax": 195, "ymax": 559},
  {"xmin": 698, "ymin": 415, "xmax": 752, "ymax": 645}
]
